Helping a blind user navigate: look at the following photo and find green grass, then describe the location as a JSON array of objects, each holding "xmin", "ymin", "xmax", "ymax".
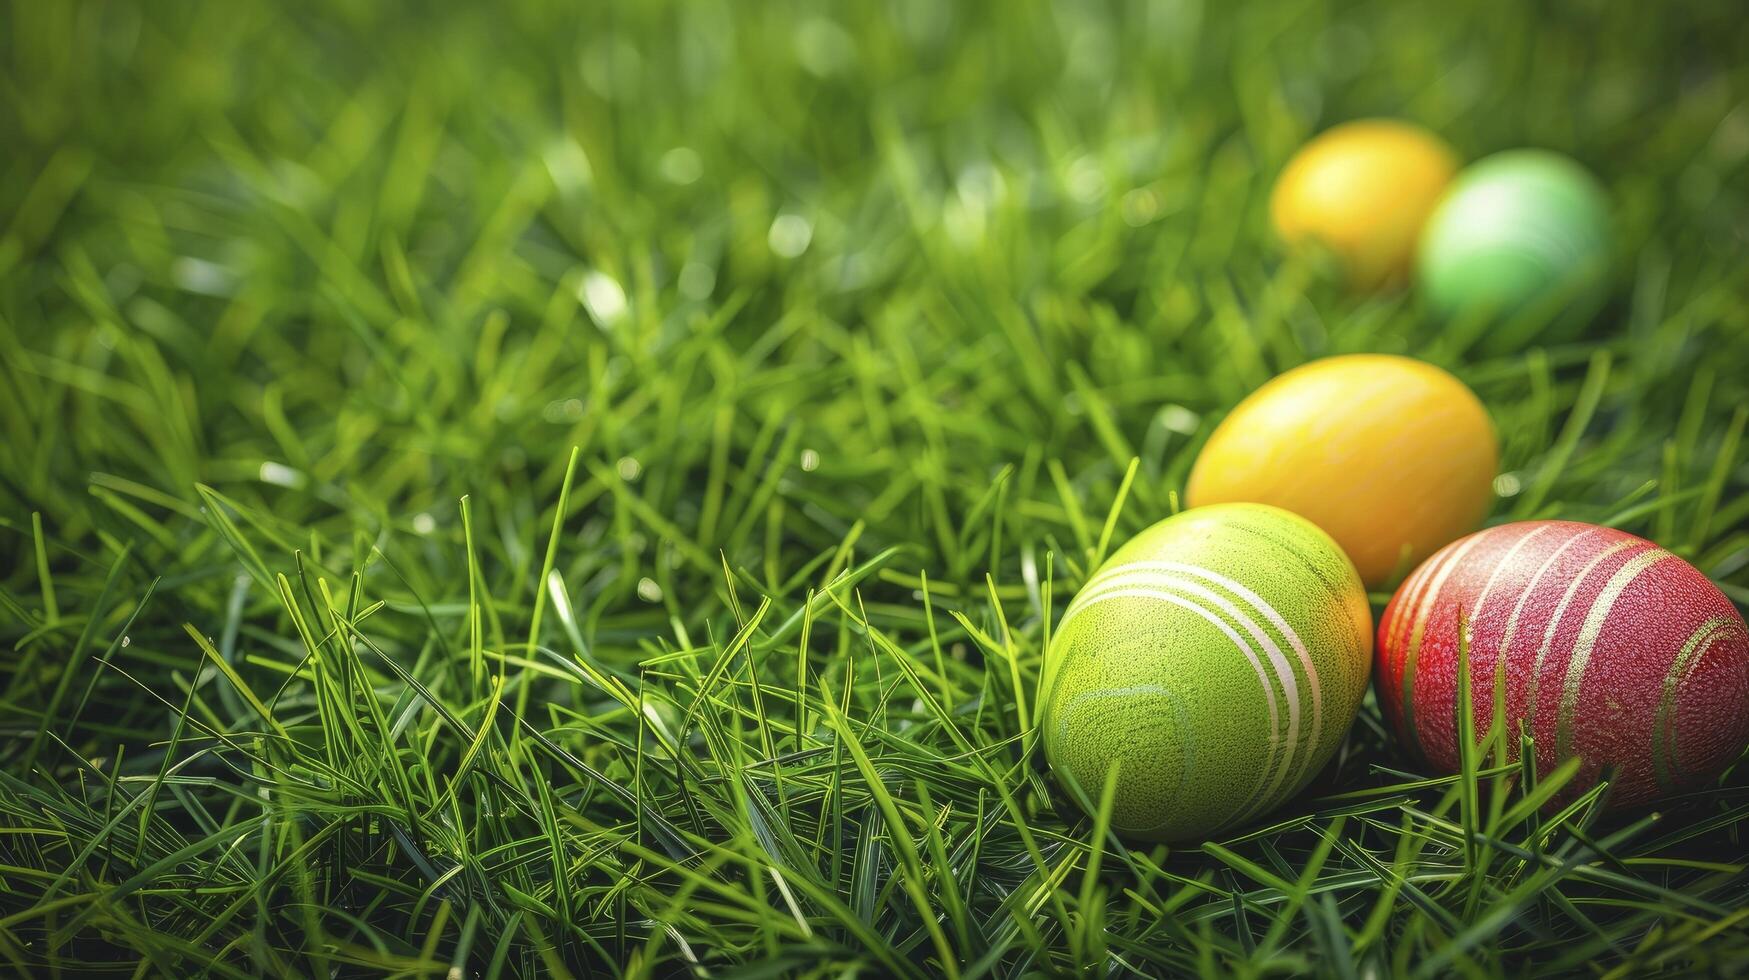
[{"xmin": 4, "ymin": 0, "xmax": 1749, "ymax": 975}]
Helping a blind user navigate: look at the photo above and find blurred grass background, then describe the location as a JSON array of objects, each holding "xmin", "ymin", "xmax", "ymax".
[{"xmin": 3, "ymin": 0, "xmax": 1748, "ymax": 975}]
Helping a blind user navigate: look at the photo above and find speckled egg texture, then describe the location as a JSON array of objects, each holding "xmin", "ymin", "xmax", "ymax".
[
  {"xmin": 1376, "ymin": 520, "xmax": 1749, "ymax": 807},
  {"xmin": 1041, "ymin": 503, "xmax": 1373, "ymax": 841}
]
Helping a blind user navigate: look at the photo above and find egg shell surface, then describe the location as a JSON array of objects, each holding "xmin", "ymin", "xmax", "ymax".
[
  {"xmin": 1041, "ymin": 503, "xmax": 1373, "ymax": 842},
  {"xmin": 1417, "ymin": 149, "xmax": 1610, "ymax": 330},
  {"xmin": 1185, "ymin": 354, "xmax": 1497, "ymax": 587},
  {"xmin": 1270, "ymin": 119, "xmax": 1459, "ymax": 287},
  {"xmin": 1376, "ymin": 520, "xmax": 1749, "ymax": 807}
]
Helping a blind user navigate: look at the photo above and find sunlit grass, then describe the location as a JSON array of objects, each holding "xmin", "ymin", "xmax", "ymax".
[{"xmin": 2, "ymin": 0, "xmax": 1748, "ymax": 975}]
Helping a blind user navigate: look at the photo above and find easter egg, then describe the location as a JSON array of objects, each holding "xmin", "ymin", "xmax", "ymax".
[
  {"xmin": 1185, "ymin": 354, "xmax": 1497, "ymax": 587},
  {"xmin": 1376, "ymin": 521, "xmax": 1749, "ymax": 807},
  {"xmin": 1041, "ymin": 503, "xmax": 1373, "ymax": 841},
  {"xmin": 1270, "ymin": 119, "xmax": 1459, "ymax": 287},
  {"xmin": 1417, "ymin": 150, "xmax": 1610, "ymax": 333}
]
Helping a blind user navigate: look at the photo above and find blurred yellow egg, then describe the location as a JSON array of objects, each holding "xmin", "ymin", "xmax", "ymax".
[
  {"xmin": 1185, "ymin": 354, "xmax": 1497, "ymax": 586},
  {"xmin": 1271, "ymin": 120, "xmax": 1459, "ymax": 288}
]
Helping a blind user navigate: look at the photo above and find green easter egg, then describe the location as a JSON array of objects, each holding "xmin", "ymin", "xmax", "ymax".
[
  {"xmin": 1040, "ymin": 503, "xmax": 1373, "ymax": 842},
  {"xmin": 1417, "ymin": 150, "xmax": 1610, "ymax": 332}
]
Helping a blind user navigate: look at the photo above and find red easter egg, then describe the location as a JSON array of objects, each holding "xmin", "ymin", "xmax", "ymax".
[{"xmin": 1376, "ymin": 520, "xmax": 1749, "ymax": 807}]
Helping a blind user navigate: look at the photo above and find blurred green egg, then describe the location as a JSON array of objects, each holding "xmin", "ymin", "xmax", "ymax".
[{"xmin": 1417, "ymin": 150, "xmax": 1610, "ymax": 339}]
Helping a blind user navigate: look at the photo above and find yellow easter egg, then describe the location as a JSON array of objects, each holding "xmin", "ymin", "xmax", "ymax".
[
  {"xmin": 1185, "ymin": 355, "xmax": 1497, "ymax": 586},
  {"xmin": 1270, "ymin": 120, "xmax": 1459, "ymax": 287}
]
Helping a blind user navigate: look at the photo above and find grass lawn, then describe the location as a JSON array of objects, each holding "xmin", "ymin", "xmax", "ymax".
[{"xmin": 3, "ymin": 0, "xmax": 1748, "ymax": 975}]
